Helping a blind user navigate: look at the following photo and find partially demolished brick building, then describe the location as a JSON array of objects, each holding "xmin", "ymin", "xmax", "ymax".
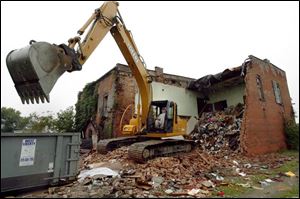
[
  {"xmin": 82, "ymin": 55, "xmax": 294, "ymax": 155},
  {"xmin": 83, "ymin": 64, "xmax": 194, "ymax": 146},
  {"xmin": 188, "ymin": 55, "xmax": 294, "ymax": 155}
]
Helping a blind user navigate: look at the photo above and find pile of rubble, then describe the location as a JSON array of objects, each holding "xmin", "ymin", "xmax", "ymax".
[
  {"xmin": 18, "ymin": 146, "xmax": 297, "ymax": 198},
  {"xmin": 190, "ymin": 103, "xmax": 244, "ymax": 154}
]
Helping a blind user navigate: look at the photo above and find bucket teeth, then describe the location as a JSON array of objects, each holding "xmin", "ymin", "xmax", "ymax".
[
  {"xmin": 40, "ymin": 95, "xmax": 45, "ymax": 103},
  {"xmin": 34, "ymin": 96, "xmax": 40, "ymax": 104},
  {"xmin": 25, "ymin": 97, "xmax": 30, "ymax": 104},
  {"xmin": 29, "ymin": 96, "xmax": 34, "ymax": 104},
  {"xmin": 16, "ymin": 82, "xmax": 50, "ymax": 104},
  {"xmin": 6, "ymin": 41, "xmax": 70, "ymax": 105},
  {"xmin": 45, "ymin": 95, "xmax": 50, "ymax": 103}
]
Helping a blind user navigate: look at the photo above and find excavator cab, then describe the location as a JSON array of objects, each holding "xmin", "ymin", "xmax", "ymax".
[{"xmin": 146, "ymin": 100, "xmax": 174, "ymax": 133}]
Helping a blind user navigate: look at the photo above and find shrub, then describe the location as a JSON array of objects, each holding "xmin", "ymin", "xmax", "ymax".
[{"xmin": 284, "ymin": 120, "xmax": 299, "ymax": 151}]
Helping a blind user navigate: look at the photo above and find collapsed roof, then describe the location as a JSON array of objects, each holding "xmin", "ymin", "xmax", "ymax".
[{"xmin": 187, "ymin": 65, "xmax": 246, "ymax": 93}]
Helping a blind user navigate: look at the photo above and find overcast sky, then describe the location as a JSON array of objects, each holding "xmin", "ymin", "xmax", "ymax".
[{"xmin": 1, "ymin": 1, "xmax": 299, "ymax": 122}]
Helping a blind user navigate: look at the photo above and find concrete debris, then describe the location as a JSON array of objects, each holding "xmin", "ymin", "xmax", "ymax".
[
  {"xmin": 18, "ymin": 142, "xmax": 297, "ymax": 198},
  {"xmin": 190, "ymin": 103, "xmax": 244, "ymax": 154},
  {"xmin": 151, "ymin": 176, "xmax": 164, "ymax": 188},
  {"xmin": 165, "ymin": 189, "xmax": 174, "ymax": 194},
  {"xmin": 201, "ymin": 180, "xmax": 215, "ymax": 188},
  {"xmin": 187, "ymin": 188, "xmax": 200, "ymax": 196}
]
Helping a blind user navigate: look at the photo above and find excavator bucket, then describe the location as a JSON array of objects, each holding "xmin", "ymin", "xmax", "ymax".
[{"xmin": 6, "ymin": 42, "xmax": 69, "ymax": 104}]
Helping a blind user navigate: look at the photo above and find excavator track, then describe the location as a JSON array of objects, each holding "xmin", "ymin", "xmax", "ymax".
[
  {"xmin": 97, "ymin": 136, "xmax": 150, "ymax": 154},
  {"xmin": 128, "ymin": 139, "xmax": 195, "ymax": 163}
]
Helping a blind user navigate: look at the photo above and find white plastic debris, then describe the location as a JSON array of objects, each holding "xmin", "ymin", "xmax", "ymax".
[
  {"xmin": 244, "ymin": 163, "xmax": 251, "ymax": 168},
  {"xmin": 233, "ymin": 160, "xmax": 239, "ymax": 165},
  {"xmin": 216, "ymin": 175, "xmax": 224, "ymax": 181},
  {"xmin": 78, "ymin": 167, "xmax": 119, "ymax": 182},
  {"xmin": 259, "ymin": 181, "xmax": 270, "ymax": 187},
  {"xmin": 252, "ymin": 186, "xmax": 264, "ymax": 190},
  {"xmin": 238, "ymin": 172, "xmax": 247, "ymax": 177},
  {"xmin": 237, "ymin": 183, "xmax": 251, "ymax": 188},
  {"xmin": 211, "ymin": 173, "xmax": 224, "ymax": 181},
  {"xmin": 264, "ymin": 179, "xmax": 274, "ymax": 183}
]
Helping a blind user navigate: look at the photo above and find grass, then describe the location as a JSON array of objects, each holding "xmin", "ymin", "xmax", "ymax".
[
  {"xmin": 250, "ymin": 174, "xmax": 268, "ymax": 183},
  {"xmin": 273, "ymin": 159, "xmax": 299, "ymax": 174},
  {"xmin": 213, "ymin": 184, "xmax": 249, "ymax": 198},
  {"xmin": 212, "ymin": 150, "xmax": 299, "ymax": 198},
  {"xmin": 278, "ymin": 149, "xmax": 299, "ymax": 158},
  {"xmin": 277, "ymin": 184, "xmax": 299, "ymax": 198}
]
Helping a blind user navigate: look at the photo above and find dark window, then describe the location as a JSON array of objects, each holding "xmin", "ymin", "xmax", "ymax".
[
  {"xmin": 197, "ymin": 98, "xmax": 207, "ymax": 116},
  {"xmin": 256, "ymin": 75, "xmax": 265, "ymax": 101},
  {"xmin": 103, "ymin": 95, "xmax": 108, "ymax": 117},
  {"xmin": 272, "ymin": 80, "xmax": 282, "ymax": 104},
  {"xmin": 203, "ymin": 104, "xmax": 213, "ymax": 112},
  {"xmin": 214, "ymin": 100, "xmax": 228, "ymax": 111}
]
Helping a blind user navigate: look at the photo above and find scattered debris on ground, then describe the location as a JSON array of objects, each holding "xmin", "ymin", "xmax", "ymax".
[
  {"xmin": 15, "ymin": 146, "xmax": 298, "ymax": 198},
  {"xmin": 9, "ymin": 103, "xmax": 297, "ymax": 198}
]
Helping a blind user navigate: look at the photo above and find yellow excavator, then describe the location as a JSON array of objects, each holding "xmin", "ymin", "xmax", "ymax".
[{"xmin": 6, "ymin": 1, "xmax": 194, "ymax": 162}]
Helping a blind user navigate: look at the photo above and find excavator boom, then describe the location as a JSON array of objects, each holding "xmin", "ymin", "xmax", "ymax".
[
  {"xmin": 6, "ymin": 1, "xmax": 119, "ymax": 104},
  {"xmin": 6, "ymin": 1, "xmax": 194, "ymax": 162}
]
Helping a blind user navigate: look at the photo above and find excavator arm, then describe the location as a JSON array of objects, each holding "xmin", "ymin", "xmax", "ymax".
[{"xmin": 6, "ymin": 1, "xmax": 152, "ymax": 128}]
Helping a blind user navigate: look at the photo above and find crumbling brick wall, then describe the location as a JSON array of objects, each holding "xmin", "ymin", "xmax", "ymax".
[
  {"xmin": 240, "ymin": 56, "xmax": 293, "ymax": 155},
  {"xmin": 90, "ymin": 64, "xmax": 194, "ymax": 141},
  {"xmin": 113, "ymin": 68, "xmax": 137, "ymax": 137},
  {"xmin": 95, "ymin": 70, "xmax": 116, "ymax": 139}
]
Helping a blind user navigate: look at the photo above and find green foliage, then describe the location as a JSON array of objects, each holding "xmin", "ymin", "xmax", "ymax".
[
  {"xmin": 27, "ymin": 112, "xmax": 55, "ymax": 133},
  {"xmin": 54, "ymin": 106, "xmax": 75, "ymax": 132},
  {"xmin": 278, "ymin": 184, "xmax": 299, "ymax": 198},
  {"xmin": 1, "ymin": 107, "xmax": 27, "ymax": 132},
  {"xmin": 1, "ymin": 106, "xmax": 76, "ymax": 133},
  {"xmin": 75, "ymin": 81, "xmax": 98, "ymax": 132},
  {"xmin": 284, "ymin": 120, "xmax": 299, "ymax": 151},
  {"xmin": 26, "ymin": 107, "xmax": 75, "ymax": 133}
]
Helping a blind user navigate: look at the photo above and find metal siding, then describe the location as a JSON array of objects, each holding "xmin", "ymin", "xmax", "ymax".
[{"xmin": 1, "ymin": 133, "xmax": 80, "ymax": 192}]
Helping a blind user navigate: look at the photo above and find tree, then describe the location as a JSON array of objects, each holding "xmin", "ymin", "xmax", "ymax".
[
  {"xmin": 27, "ymin": 112, "xmax": 55, "ymax": 133},
  {"xmin": 54, "ymin": 106, "xmax": 76, "ymax": 132},
  {"xmin": 1, "ymin": 107, "xmax": 27, "ymax": 132},
  {"xmin": 75, "ymin": 81, "xmax": 98, "ymax": 132}
]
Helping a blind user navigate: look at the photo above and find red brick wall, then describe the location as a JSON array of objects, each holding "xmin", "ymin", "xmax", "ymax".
[
  {"xmin": 92, "ymin": 64, "xmax": 196, "ymax": 139},
  {"xmin": 240, "ymin": 57, "xmax": 293, "ymax": 155},
  {"xmin": 95, "ymin": 71, "xmax": 116, "ymax": 139},
  {"xmin": 113, "ymin": 71, "xmax": 137, "ymax": 137}
]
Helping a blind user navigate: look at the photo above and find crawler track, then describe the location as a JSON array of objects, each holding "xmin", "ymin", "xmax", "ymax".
[
  {"xmin": 97, "ymin": 136, "xmax": 150, "ymax": 154},
  {"xmin": 128, "ymin": 139, "xmax": 195, "ymax": 163}
]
